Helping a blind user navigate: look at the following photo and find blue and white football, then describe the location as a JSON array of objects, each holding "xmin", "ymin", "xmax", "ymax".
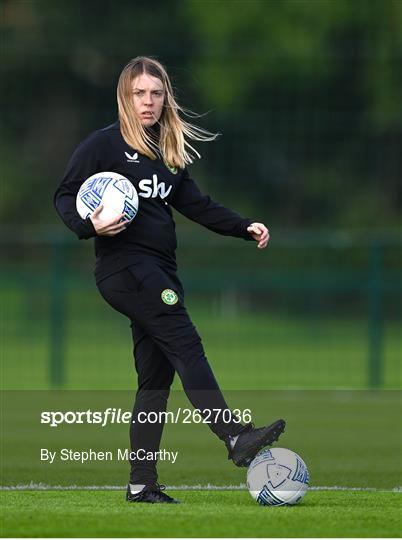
[
  {"xmin": 247, "ymin": 448, "xmax": 309, "ymax": 506},
  {"xmin": 76, "ymin": 171, "xmax": 139, "ymax": 227}
]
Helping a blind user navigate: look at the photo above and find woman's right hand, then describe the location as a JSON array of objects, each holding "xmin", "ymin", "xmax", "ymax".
[{"xmin": 89, "ymin": 205, "xmax": 128, "ymax": 236}]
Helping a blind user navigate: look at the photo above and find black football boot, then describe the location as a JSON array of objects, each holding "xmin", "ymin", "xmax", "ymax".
[
  {"xmin": 227, "ymin": 419, "xmax": 286, "ymax": 467},
  {"xmin": 126, "ymin": 483, "xmax": 180, "ymax": 504}
]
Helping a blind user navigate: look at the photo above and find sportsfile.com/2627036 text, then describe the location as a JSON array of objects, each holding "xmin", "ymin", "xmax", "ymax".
[{"xmin": 40, "ymin": 408, "xmax": 253, "ymax": 427}]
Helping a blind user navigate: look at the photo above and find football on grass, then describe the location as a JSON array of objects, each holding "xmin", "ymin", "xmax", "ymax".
[
  {"xmin": 76, "ymin": 171, "xmax": 139, "ymax": 227},
  {"xmin": 247, "ymin": 448, "xmax": 309, "ymax": 506}
]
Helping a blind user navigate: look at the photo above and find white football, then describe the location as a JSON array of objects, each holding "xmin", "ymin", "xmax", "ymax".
[
  {"xmin": 76, "ymin": 171, "xmax": 139, "ymax": 227},
  {"xmin": 247, "ymin": 448, "xmax": 309, "ymax": 506}
]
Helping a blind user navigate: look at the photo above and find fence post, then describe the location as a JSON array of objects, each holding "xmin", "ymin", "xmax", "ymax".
[
  {"xmin": 49, "ymin": 239, "xmax": 67, "ymax": 387},
  {"xmin": 368, "ymin": 241, "xmax": 384, "ymax": 388}
]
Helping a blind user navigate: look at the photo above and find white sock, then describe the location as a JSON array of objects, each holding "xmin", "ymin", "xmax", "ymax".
[
  {"xmin": 229, "ymin": 435, "xmax": 239, "ymax": 449},
  {"xmin": 129, "ymin": 483, "xmax": 146, "ymax": 494}
]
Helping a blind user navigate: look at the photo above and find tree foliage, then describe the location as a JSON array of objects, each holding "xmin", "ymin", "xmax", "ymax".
[{"xmin": 1, "ymin": 0, "xmax": 401, "ymax": 228}]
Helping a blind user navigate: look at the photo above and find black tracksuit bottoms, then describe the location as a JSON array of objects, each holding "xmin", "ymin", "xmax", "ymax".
[{"xmin": 97, "ymin": 260, "xmax": 244, "ymax": 484}]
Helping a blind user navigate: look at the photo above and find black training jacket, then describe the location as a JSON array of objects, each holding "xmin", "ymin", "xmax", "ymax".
[{"xmin": 54, "ymin": 121, "xmax": 253, "ymax": 283}]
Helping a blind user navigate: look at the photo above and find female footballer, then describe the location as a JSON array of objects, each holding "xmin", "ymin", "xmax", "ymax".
[{"xmin": 54, "ymin": 56, "xmax": 285, "ymax": 504}]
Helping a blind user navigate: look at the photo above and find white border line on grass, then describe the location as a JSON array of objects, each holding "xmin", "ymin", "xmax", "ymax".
[{"xmin": 1, "ymin": 483, "xmax": 401, "ymax": 492}]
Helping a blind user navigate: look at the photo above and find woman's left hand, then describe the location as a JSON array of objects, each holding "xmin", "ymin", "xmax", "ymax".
[{"xmin": 247, "ymin": 222, "xmax": 270, "ymax": 249}]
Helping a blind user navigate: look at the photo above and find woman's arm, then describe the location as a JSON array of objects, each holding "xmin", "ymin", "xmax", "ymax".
[
  {"xmin": 172, "ymin": 169, "xmax": 270, "ymax": 248},
  {"xmin": 54, "ymin": 132, "xmax": 125, "ymax": 239},
  {"xmin": 54, "ymin": 134, "xmax": 100, "ymax": 239},
  {"xmin": 172, "ymin": 168, "xmax": 254, "ymax": 240}
]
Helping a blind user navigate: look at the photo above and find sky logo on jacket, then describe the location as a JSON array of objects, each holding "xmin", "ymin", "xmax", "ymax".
[{"xmin": 138, "ymin": 174, "xmax": 172, "ymax": 199}]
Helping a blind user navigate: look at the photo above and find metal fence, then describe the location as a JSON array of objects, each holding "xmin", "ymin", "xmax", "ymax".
[{"xmin": 2, "ymin": 228, "xmax": 401, "ymax": 390}]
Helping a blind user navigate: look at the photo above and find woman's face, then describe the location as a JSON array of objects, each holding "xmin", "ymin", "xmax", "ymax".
[{"xmin": 132, "ymin": 73, "xmax": 165, "ymax": 127}]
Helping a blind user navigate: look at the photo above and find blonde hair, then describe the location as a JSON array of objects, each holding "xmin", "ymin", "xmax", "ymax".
[{"xmin": 117, "ymin": 56, "xmax": 218, "ymax": 169}]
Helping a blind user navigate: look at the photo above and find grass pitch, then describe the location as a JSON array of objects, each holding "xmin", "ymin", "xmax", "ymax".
[
  {"xmin": 3, "ymin": 285, "xmax": 402, "ymax": 390},
  {"xmin": 1, "ymin": 489, "xmax": 401, "ymax": 538}
]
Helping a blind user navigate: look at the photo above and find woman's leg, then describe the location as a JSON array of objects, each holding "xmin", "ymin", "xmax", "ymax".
[
  {"xmin": 97, "ymin": 269, "xmax": 175, "ymax": 485},
  {"xmin": 98, "ymin": 265, "xmax": 243, "ymax": 443},
  {"xmin": 129, "ymin": 325, "xmax": 175, "ymax": 485},
  {"xmin": 130, "ymin": 266, "xmax": 286, "ymax": 466},
  {"xmin": 98, "ymin": 263, "xmax": 284, "ymax": 469},
  {"xmin": 124, "ymin": 264, "xmax": 246, "ymax": 442}
]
